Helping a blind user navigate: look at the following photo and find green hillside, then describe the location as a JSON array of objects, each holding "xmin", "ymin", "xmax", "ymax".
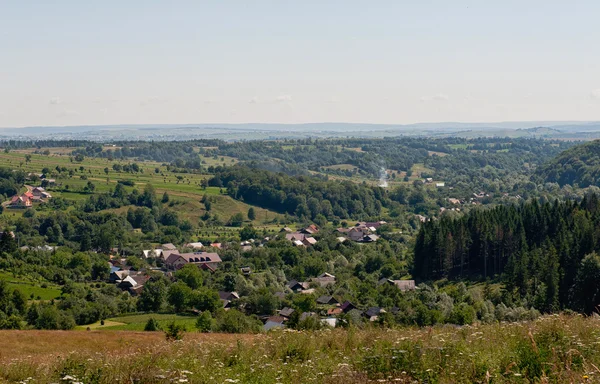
[{"xmin": 536, "ymin": 139, "xmax": 600, "ymax": 187}]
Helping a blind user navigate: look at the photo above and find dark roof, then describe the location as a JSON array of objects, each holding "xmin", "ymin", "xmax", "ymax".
[
  {"xmin": 316, "ymin": 295, "xmax": 338, "ymax": 305},
  {"xmin": 365, "ymin": 307, "xmax": 385, "ymax": 317},
  {"xmin": 279, "ymin": 307, "xmax": 295, "ymax": 317},
  {"xmin": 340, "ymin": 301, "xmax": 357, "ymax": 312}
]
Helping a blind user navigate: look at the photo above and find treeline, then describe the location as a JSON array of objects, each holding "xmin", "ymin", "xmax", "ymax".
[
  {"xmin": 209, "ymin": 165, "xmax": 388, "ymax": 220},
  {"xmin": 71, "ymin": 140, "xmax": 222, "ymax": 165},
  {"xmin": 414, "ymin": 194, "xmax": 600, "ymax": 313}
]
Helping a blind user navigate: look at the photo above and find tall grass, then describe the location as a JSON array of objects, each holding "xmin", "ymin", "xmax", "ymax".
[{"xmin": 1, "ymin": 314, "xmax": 600, "ymax": 383}]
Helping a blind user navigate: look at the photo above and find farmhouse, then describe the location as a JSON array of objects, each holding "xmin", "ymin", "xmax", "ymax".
[
  {"xmin": 165, "ymin": 251, "xmax": 222, "ymax": 270},
  {"xmin": 9, "ymin": 194, "xmax": 32, "ymax": 208}
]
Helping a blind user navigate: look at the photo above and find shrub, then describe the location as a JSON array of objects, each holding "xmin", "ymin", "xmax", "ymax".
[
  {"xmin": 144, "ymin": 317, "xmax": 161, "ymax": 332},
  {"xmin": 165, "ymin": 321, "xmax": 186, "ymax": 341}
]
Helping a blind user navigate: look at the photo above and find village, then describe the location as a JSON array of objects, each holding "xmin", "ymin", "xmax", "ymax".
[{"xmin": 104, "ymin": 222, "xmax": 415, "ymax": 331}]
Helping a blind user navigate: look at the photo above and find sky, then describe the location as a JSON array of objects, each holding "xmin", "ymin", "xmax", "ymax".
[{"xmin": 1, "ymin": 0, "xmax": 600, "ymax": 127}]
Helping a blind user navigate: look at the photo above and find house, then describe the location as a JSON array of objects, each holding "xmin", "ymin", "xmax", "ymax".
[
  {"xmin": 287, "ymin": 280, "xmax": 310, "ymax": 292},
  {"xmin": 327, "ymin": 307, "xmax": 343, "ymax": 316},
  {"xmin": 378, "ymin": 278, "xmax": 416, "ymax": 292},
  {"xmin": 285, "ymin": 233, "xmax": 306, "ymax": 242},
  {"xmin": 166, "ymin": 252, "xmax": 222, "ymax": 270},
  {"xmin": 415, "ymin": 214, "xmax": 427, "ymax": 223},
  {"xmin": 160, "ymin": 249, "xmax": 179, "ymax": 261},
  {"xmin": 9, "ymin": 195, "xmax": 32, "ymax": 208},
  {"xmin": 117, "ymin": 275, "xmax": 138, "ymax": 289},
  {"xmin": 316, "ymin": 295, "xmax": 339, "ymax": 305},
  {"xmin": 142, "ymin": 249, "xmax": 162, "ymax": 259},
  {"xmin": 219, "ymin": 291, "xmax": 240, "ymax": 301},
  {"xmin": 31, "ymin": 187, "xmax": 52, "ymax": 200},
  {"xmin": 312, "ymin": 273, "xmax": 336, "ymax": 287},
  {"xmin": 240, "ymin": 266, "xmax": 252, "ymax": 276},
  {"xmin": 302, "ymin": 237, "xmax": 317, "ymax": 246},
  {"xmin": 392, "ymin": 280, "xmax": 416, "ymax": 291},
  {"xmin": 300, "ymin": 224, "xmax": 319, "ymax": 235},
  {"xmin": 336, "ymin": 237, "xmax": 347, "ymax": 243},
  {"xmin": 346, "ymin": 227, "xmax": 369, "ymax": 242},
  {"xmin": 362, "ymin": 234, "xmax": 379, "ymax": 243},
  {"xmin": 364, "ymin": 307, "xmax": 386, "ymax": 321},
  {"xmin": 184, "ymin": 242, "xmax": 204, "ymax": 250},
  {"xmin": 162, "ymin": 243, "xmax": 177, "ymax": 251},
  {"xmin": 209, "ymin": 242, "xmax": 223, "ymax": 249},
  {"xmin": 279, "ymin": 307, "xmax": 295, "ymax": 318},
  {"xmin": 280, "ymin": 227, "xmax": 294, "ymax": 233},
  {"xmin": 340, "ymin": 301, "xmax": 357, "ymax": 313},
  {"xmin": 448, "ymin": 198, "xmax": 461, "ymax": 205},
  {"xmin": 263, "ymin": 316, "xmax": 286, "ymax": 331},
  {"xmin": 292, "ymin": 240, "xmax": 304, "ymax": 247},
  {"xmin": 0, "ymin": 231, "xmax": 15, "ymax": 239},
  {"xmin": 109, "ymin": 270, "xmax": 129, "ymax": 283},
  {"xmin": 436, "ymin": 182, "xmax": 445, "ymax": 188},
  {"xmin": 321, "ymin": 318, "xmax": 338, "ymax": 328}
]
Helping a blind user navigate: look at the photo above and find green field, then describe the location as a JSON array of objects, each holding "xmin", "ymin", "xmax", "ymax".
[
  {"xmin": 0, "ymin": 271, "xmax": 62, "ymax": 301},
  {"xmin": 76, "ymin": 313, "xmax": 198, "ymax": 331}
]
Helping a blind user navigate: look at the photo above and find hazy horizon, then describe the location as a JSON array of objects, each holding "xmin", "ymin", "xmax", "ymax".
[{"xmin": 2, "ymin": 1, "xmax": 600, "ymax": 127}]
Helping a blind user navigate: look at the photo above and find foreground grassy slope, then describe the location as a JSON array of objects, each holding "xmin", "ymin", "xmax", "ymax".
[{"xmin": 1, "ymin": 315, "xmax": 599, "ymax": 383}]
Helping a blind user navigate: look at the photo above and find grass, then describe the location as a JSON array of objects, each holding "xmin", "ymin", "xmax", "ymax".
[
  {"xmin": 77, "ymin": 313, "xmax": 199, "ymax": 331},
  {"xmin": 0, "ymin": 271, "xmax": 62, "ymax": 301},
  {"xmin": 0, "ymin": 314, "xmax": 599, "ymax": 383}
]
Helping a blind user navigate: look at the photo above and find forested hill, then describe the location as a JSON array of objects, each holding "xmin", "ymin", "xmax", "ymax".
[
  {"xmin": 413, "ymin": 195, "xmax": 600, "ymax": 313},
  {"xmin": 536, "ymin": 139, "xmax": 600, "ymax": 187},
  {"xmin": 209, "ymin": 165, "xmax": 388, "ymax": 220}
]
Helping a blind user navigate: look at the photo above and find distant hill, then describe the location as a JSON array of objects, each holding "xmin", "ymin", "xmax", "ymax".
[
  {"xmin": 1, "ymin": 121, "xmax": 600, "ymax": 141},
  {"xmin": 536, "ymin": 139, "xmax": 600, "ymax": 187}
]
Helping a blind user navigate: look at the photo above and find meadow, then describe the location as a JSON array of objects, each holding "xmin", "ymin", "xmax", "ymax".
[{"xmin": 1, "ymin": 314, "xmax": 599, "ymax": 383}]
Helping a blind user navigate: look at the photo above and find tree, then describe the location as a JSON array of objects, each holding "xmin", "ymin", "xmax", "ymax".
[
  {"xmin": 571, "ymin": 252, "xmax": 600, "ymax": 314},
  {"xmin": 190, "ymin": 288, "xmax": 220, "ymax": 312},
  {"xmin": 240, "ymin": 225, "xmax": 258, "ymax": 241},
  {"xmin": 138, "ymin": 278, "xmax": 168, "ymax": 312},
  {"xmin": 247, "ymin": 207, "xmax": 256, "ymax": 221},
  {"xmin": 86, "ymin": 181, "xmax": 96, "ymax": 193},
  {"xmin": 168, "ymin": 282, "xmax": 192, "ymax": 313},
  {"xmin": 196, "ymin": 311, "xmax": 214, "ymax": 332},
  {"xmin": 228, "ymin": 212, "xmax": 245, "ymax": 227},
  {"xmin": 175, "ymin": 264, "xmax": 203, "ymax": 290},
  {"xmin": 161, "ymin": 191, "xmax": 170, "ymax": 203},
  {"xmin": 215, "ymin": 309, "xmax": 261, "ymax": 333},
  {"xmin": 0, "ymin": 230, "xmax": 17, "ymax": 254}
]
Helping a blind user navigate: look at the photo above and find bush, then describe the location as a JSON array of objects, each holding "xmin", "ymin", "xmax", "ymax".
[
  {"xmin": 165, "ymin": 321, "xmax": 186, "ymax": 341},
  {"xmin": 144, "ymin": 317, "xmax": 161, "ymax": 332}
]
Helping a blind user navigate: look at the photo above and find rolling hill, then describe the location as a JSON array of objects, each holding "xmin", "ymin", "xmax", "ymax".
[{"xmin": 536, "ymin": 139, "xmax": 600, "ymax": 187}]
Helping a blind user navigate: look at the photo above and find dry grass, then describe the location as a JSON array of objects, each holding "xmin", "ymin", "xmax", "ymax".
[{"xmin": 2, "ymin": 315, "xmax": 600, "ymax": 383}]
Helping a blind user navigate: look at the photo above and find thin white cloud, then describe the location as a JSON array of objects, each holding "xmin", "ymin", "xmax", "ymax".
[
  {"xmin": 58, "ymin": 109, "xmax": 78, "ymax": 117},
  {"xmin": 590, "ymin": 89, "xmax": 600, "ymax": 100},
  {"xmin": 49, "ymin": 97, "xmax": 62, "ymax": 105},
  {"xmin": 249, "ymin": 96, "xmax": 259, "ymax": 104},
  {"xmin": 420, "ymin": 93, "xmax": 449, "ymax": 102},
  {"xmin": 326, "ymin": 96, "xmax": 340, "ymax": 103},
  {"xmin": 275, "ymin": 94, "xmax": 292, "ymax": 103},
  {"xmin": 140, "ymin": 96, "xmax": 168, "ymax": 106}
]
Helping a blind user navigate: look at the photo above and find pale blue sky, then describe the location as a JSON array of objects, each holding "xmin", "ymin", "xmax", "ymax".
[{"xmin": 1, "ymin": 1, "xmax": 599, "ymax": 127}]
